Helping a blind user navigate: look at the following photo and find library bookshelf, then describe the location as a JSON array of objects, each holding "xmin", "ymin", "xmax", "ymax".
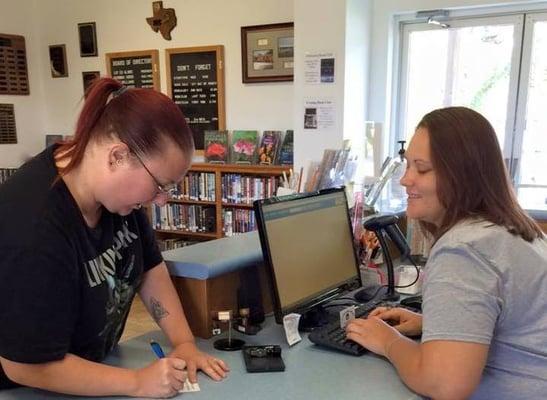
[{"xmin": 150, "ymin": 163, "xmax": 292, "ymax": 246}]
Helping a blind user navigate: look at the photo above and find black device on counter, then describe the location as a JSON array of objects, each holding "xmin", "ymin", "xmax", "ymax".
[
  {"xmin": 357, "ymin": 214, "xmax": 413, "ymax": 302},
  {"xmin": 243, "ymin": 345, "xmax": 285, "ymax": 373}
]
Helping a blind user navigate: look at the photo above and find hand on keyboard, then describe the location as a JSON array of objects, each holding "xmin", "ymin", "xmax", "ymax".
[
  {"xmin": 308, "ymin": 303, "xmax": 377, "ymax": 356},
  {"xmin": 345, "ymin": 316, "xmax": 404, "ymax": 358},
  {"xmin": 368, "ymin": 307, "xmax": 422, "ymax": 337}
]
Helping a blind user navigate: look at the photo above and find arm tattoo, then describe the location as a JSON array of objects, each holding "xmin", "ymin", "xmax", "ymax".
[{"xmin": 149, "ymin": 296, "xmax": 170, "ymax": 322}]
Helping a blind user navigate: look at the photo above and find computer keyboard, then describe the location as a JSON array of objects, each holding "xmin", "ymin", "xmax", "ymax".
[{"xmin": 308, "ymin": 302, "xmax": 383, "ymax": 356}]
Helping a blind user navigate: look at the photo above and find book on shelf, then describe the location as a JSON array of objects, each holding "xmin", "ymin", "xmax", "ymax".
[
  {"xmin": 303, "ymin": 161, "xmax": 321, "ymax": 193},
  {"xmin": 257, "ymin": 130, "xmax": 282, "ymax": 165},
  {"xmin": 151, "ymin": 204, "xmax": 216, "ymax": 233},
  {"xmin": 157, "ymin": 238, "xmax": 198, "ymax": 251},
  {"xmin": 304, "ymin": 143, "xmax": 353, "ymax": 192},
  {"xmin": 204, "ymin": 130, "xmax": 229, "ymax": 164},
  {"xmin": 221, "ymin": 174, "xmax": 281, "ymax": 204},
  {"xmin": 276, "ymin": 130, "xmax": 293, "ymax": 165},
  {"xmin": 316, "ymin": 149, "xmax": 338, "ymax": 189},
  {"xmin": 230, "ymin": 130, "xmax": 258, "ymax": 164},
  {"xmin": 223, "ymin": 208, "xmax": 256, "ymax": 237},
  {"xmin": 176, "ymin": 172, "xmax": 215, "ymax": 202}
]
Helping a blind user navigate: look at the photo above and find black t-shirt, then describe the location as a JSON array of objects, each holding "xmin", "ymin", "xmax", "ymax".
[{"xmin": 0, "ymin": 145, "xmax": 163, "ymax": 388}]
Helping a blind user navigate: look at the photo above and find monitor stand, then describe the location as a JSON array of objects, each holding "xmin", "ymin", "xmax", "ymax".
[{"xmin": 297, "ymin": 305, "xmax": 330, "ymax": 331}]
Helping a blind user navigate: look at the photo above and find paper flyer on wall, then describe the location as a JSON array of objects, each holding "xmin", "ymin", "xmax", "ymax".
[
  {"xmin": 304, "ymin": 52, "xmax": 335, "ymax": 84},
  {"xmin": 303, "ymin": 98, "xmax": 335, "ymax": 131}
]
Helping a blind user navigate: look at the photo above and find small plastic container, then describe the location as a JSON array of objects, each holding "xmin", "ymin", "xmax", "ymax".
[{"xmin": 395, "ymin": 265, "xmax": 423, "ymax": 295}]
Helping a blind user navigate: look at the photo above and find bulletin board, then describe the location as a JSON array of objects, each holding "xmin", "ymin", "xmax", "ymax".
[
  {"xmin": 106, "ymin": 49, "xmax": 160, "ymax": 90},
  {"xmin": 166, "ymin": 45, "xmax": 226, "ymax": 151}
]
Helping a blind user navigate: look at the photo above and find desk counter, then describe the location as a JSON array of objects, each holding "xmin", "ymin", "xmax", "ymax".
[{"xmin": 0, "ymin": 317, "xmax": 421, "ymax": 400}]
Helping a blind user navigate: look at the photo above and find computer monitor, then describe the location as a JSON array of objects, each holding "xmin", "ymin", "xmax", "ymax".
[{"xmin": 254, "ymin": 188, "xmax": 360, "ymax": 329}]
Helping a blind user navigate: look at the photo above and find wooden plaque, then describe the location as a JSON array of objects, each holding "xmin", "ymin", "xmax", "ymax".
[
  {"xmin": 106, "ymin": 49, "xmax": 160, "ymax": 90},
  {"xmin": 166, "ymin": 45, "xmax": 226, "ymax": 151},
  {"xmin": 0, "ymin": 104, "xmax": 17, "ymax": 144},
  {"xmin": 0, "ymin": 34, "xmax": 29, "ymax": 95}
]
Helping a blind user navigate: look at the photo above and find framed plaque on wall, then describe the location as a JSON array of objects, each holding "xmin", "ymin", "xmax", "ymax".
[{"xmin": 0, "ymin": 33, "xmax": 29, "ymax": 94}]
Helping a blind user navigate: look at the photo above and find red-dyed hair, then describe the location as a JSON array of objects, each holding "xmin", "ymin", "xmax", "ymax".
[
  {"xmin": 55, "ymin": 77, "xmax": 194, "ymax": 174},
  {"xmin": 416, "ymin": 106, "xmax": 542, "ymax": 242}
]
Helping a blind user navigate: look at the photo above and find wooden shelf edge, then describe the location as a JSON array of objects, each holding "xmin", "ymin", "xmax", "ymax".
[
  {"xmin": 167, "ymin": 199, "xmax": 216, "ymax": 206},
  {"xmin": 221, "ymin": 202, "xmax": 254, "ymax": 209},
  {"xmin": 154, "ymin": 229, "xmax": 218, "ymax": 239},
  {"xmin": 190, "ymin": 163, "xmax": 292, "ymax": 174}
]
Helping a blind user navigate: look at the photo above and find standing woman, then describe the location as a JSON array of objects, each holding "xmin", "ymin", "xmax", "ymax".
[
  {"xmin": 0, "ymin": 78, "xmax": 228, "ymax": 398},
  {"xmin": 346, "ymin": 107, "xmax": 547, "ymax": 399}
]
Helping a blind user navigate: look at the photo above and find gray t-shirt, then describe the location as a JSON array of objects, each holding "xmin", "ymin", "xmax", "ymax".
[{"xmin": 422, "ymin": 219, "xmax": 547, "ymax": 400}]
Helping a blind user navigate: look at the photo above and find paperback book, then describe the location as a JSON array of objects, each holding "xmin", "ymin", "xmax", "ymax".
[
  {"xmin": 257, "ymin": 130, "xmax": 282, "ymax": 165},
  {"xmin": 277, "ymin": 130, "xmax": 294, "ymax": 165},
  {"xmin": 204, "ymin": 130, "xmax": 229, "ymax": 164},
  {"xmin": 230, "ymin": 130, "xmax": 258, "ymax": 164}
]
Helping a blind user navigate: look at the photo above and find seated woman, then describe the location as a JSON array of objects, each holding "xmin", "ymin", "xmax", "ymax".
[{"xmin": 346, "ymin": 106, "xmax": 547, "ymax": 400}]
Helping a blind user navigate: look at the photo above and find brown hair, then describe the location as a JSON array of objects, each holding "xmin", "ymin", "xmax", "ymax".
[
  {"xmin": 55, "ymin": 77, "xmax": 194, "ymax": 174},
  {"xmin": 417, "ymin": 106, "xmax": 542, "ymax": 242}
]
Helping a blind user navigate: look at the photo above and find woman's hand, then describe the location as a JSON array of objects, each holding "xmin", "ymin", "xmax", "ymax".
[
  {"xmin": 133, "ymin": 357, "xmax": 187, "ymax": 398},
  {"xmin": 169, "ymin": 342, "xmax": 229, "ymax": 383},
  {"xmin": 368, "ymin": 307, "xmax": 422, "ymax": 336},
  {"xmin": 345, "ymin": 317, "xmax": 402, "ymax": 357}
]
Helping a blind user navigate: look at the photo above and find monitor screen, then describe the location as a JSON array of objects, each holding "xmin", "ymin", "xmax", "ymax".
[{"xmin": 254, "ymin": 188, "xmax": 360, "ymax": 324}]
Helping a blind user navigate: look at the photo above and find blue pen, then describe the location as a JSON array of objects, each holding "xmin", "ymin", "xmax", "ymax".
[{"xmin": 150, "ymin": 340, "xmax": 166, "ymax": 358}]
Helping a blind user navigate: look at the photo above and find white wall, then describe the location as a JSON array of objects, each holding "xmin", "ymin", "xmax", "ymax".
[
  {"xmin": 344, "ymin": 0, "xmax": 372, "ymax": 144},
  {"xmin": 293, "ymin": 0, "xmax": 350, "ymax": 173},
  {"xmin": 0, "ymin": 0, "xmax": 47, "ymax": 167},
  {"xmin": 1, "ymin": 0, "xmax": 294, "ymax": 166}
]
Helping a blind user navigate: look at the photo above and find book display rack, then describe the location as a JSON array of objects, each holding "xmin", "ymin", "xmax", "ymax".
[{"xmin": 151, "ymin": 163, "xmax": 291, "ymax": 248}]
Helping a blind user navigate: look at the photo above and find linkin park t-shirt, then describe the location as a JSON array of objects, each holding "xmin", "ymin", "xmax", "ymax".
[{"xmin": 0, "ymin": 145, "xmax": 162, "ymax": 388}]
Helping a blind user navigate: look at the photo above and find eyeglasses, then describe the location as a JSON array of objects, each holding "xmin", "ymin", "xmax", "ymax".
[{"xmin": 132, "ymin": 152, "xmax": 178, "ymax": 197}]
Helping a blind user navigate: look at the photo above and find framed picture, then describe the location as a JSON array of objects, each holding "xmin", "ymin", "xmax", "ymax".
[
  {"xmin": 78, "ymin": 22, "xmax": 98, "ymax": 57},
  {"xmin": 82, "ymin": 71, "xmax": 100, "ymax": 96},
  {"xmin": 241, "ymin": 22, "xmax": 294, "ymax": 83},
  {"xmin": 48, "ymin": 44, "xmax": 68, "ymax": 78}
]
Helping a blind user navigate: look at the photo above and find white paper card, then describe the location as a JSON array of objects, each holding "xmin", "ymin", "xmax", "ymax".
[
  {"xmin": 283, "ymin": 313, "xmax": 302, "ymax": 346},
  {"xmin": 179, "ymin": 379, "xmax": 201, "ymax": 393}
]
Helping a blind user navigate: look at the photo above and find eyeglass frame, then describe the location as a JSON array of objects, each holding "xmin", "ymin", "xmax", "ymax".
[{"xmin": 130, "ymin": 151, "xmax": 178, "ymax": 197}]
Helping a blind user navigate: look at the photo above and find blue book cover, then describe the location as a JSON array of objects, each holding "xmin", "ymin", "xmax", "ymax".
[{"xmin": 277, "ymin": 130, "xmax": 293, "ymax": 165}]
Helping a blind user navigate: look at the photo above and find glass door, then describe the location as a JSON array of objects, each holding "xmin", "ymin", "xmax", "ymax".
[{"xmin": 513, "ymin": 12, "xmax": 547, "ymax": 211}]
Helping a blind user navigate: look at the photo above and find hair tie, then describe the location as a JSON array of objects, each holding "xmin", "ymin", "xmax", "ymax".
[{"xmin": 113, "ymin": 86, "xmax": 128, "ymax": 98}]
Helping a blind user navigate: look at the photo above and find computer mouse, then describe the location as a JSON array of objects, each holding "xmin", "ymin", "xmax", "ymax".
[{"xmin": 399, "ymin": 295, "xmax": 422, "ymax": 312}]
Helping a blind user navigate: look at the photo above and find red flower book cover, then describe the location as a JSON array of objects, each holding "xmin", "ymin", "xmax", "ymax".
[
  {"xmin": 230, "ymin": 130, "xmax": 258, "ymax": 164},
  {"xmin": 204, "ymin": 130, "xmax": 229, "ymax": 163}
]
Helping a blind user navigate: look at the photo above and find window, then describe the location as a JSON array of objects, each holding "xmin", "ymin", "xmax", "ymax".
[{"xmin": 395, "ymin": 11, "xmax": 547, "ymax": 213}]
